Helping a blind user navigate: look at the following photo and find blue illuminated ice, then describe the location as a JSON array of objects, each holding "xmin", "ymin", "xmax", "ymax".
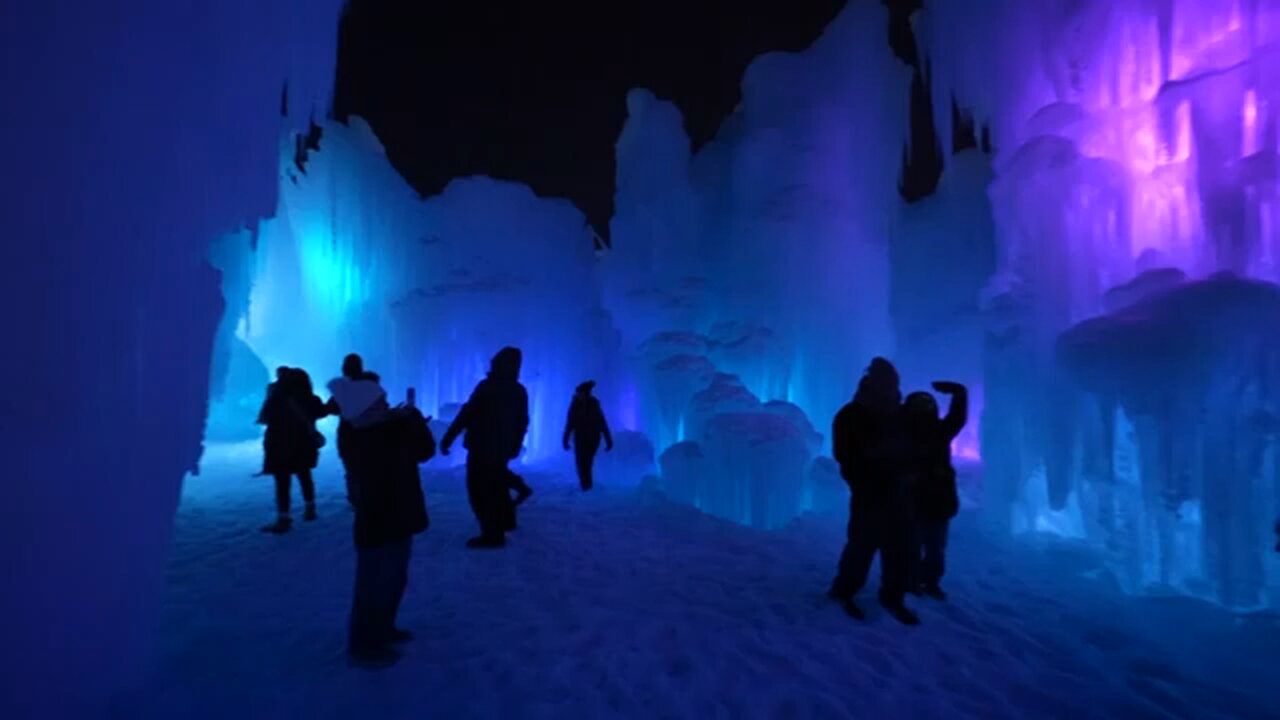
[{"xmin": 0, "ymin": 2, "xmax": 346, "ymax": 715}]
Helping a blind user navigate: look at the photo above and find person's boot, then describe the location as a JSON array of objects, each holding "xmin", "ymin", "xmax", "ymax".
[
  {"xmin": 261, "ymin": 515, "xmax": 292, "ymax": 534},
  {"xmin": 466, "ymin": 534, "xmax": 506, "ymax": 549},
  {"xmin": 303, "ymin": 503, "xmax": 318, "ymax": 521},
  {"xmin": 827, "ymin": 588, "xmax": 865, "ymax": 620},
  {"xmin": 921, "ymin": 584, "xmax": 947, "ymax": 601},
  {"xmin": 879, "ymin": 597, "xmax": 920, "ymax": 626}
]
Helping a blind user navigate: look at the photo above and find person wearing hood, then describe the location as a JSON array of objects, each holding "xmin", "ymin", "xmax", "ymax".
[
  {"xmin": 327, "ymin": 353, "xmax": 388, "ymax": 506},
  {"xmin": 327, "ymin": 353, "xmax": 431, "ymax": 669},
  {"xmin": 562, "ymin": 380, "xmax": 613, "ymax": 490},
  {"xmin": 441, "ymin": 346, "xmax": 530, "ymax": 549},
  {"xmin": 827, "ymin": 357, "xmax": 919, "ymax": 626}
]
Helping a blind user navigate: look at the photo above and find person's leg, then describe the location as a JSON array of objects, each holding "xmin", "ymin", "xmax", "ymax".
[
  {"xmin": 490, "ymin": 464, "xmax": 516, "ymax": 535},
  {"xmin": 384, "ymin": 538, "xmax": 413, "ymax": 641},
  {"xmin": 348, "ymin": 545, "xmax": 384, "ymax": 654},
  {"xmin": 465, "ymin": 457, "xmax": 487, "ymax": 530},
  {"xmin": 466, "ymin": 459, "xmax": 506, "ymax": 547},
  {"xmin": 831, "ymin": 499, "xmax": 875, "ymax": 599},
  {"xmin": 575, "ymin": 445, "xmax": 596, "ymax": 490},
  {"xmin": 919, "ymin": 521, "xmax": 950, "ymax": 595},
  {"xmin": 877, "ymin": 507, "xmax": 920, "ymax": 625},
  {"xmin": 262, "ymin": 473, "xmax": 293, "ymax": 533},
  {"xmin": 298, "ymin": 468, "xmax": 317, "ymax": 520}
]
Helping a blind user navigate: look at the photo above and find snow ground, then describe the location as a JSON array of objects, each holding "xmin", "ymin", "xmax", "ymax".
[{"xmin": 139, "ymin": 441, "xmax": 1279, "ymax": 719}]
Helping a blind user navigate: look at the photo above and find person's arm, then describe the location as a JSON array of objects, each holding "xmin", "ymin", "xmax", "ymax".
[
  {"xmin": 562, "ymin": 403, "xmax": 575, "ymax": 450},
  {"xmin": 514, "ymin": 386, "xmax": 530, "ymax": 456},
  {"xmin": 440, "ymin": 399, "xmax": 473, "ymax": 454},
  {"xmin": 831, "ymin": 408, "xmax": 852, "ymax": 467},
  {"xmin": 518, "ymin": 386, "xmax": 530, "ymax": 438},
  {"xmin": 256, "ymin": 388, "xmax": 272, "ymax": 426},
  {"xmin": 308, "ymin": 395, "xmax": 329, "ymax": 420},
  {"xmin": 599, "ymin": 402, "xmax": 613, "ymax": 450},
  {"xmin": 933, "ymin": 381, "xmax": 969, "ymax": 440}
]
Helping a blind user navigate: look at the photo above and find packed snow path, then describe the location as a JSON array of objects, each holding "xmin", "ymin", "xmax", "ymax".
[{"xmin": 142, "ymin": 443, "xmax": 1277, "ymax": 719}]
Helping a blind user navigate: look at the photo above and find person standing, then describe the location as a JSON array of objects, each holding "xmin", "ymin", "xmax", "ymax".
[
  {"xmin": 562, "ymin": 380, "xmax": 613, "ymax": 490},
  {"xmin": 257, "ymin": 367, "xmax": 328, "ymax": 534},
  {"xmin": 440, "ymin": 347, "xmax": 529, "ymax": 548},
  {"xmin": 902, "ymin": 381, "xmax": 968, "ymax": 600},
  {"xmin": 827, "ymin": 357, "xmax": 919, "ymax": 625}
]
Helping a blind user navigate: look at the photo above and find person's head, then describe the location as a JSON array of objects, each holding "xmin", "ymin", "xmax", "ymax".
[
  {"xmin": 904, "ymin": 391, "xmax": 939, "ymax": 428},
  {"xmin": 489, "ymin": 346, "xmax": 522, "ymax": 381},
  {"xmin": 292, "ymin": 368, "xmax": 315, "ymax": 396},
  {"xmin": 855, "ymin": 356, "xmax": 901, "ymax": 409},
  {"xmin": 275, "ymin": 366, "xmax": 290, "ymax": 383},
  {"xmin": 575, "ymin": 380, "xmax": 596, "ymax": 397},
  {"xmin": 342, "ymin": 353, "xmax": 364, "ymax": 379}
]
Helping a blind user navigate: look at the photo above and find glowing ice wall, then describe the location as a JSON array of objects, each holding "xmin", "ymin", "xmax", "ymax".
[
  {"xmin": 223, "ymin": 119, "xmax": 620, "ymax": 460},
  {"xmin": 0, "ymin": 1, "xmax": 343, "ymax": 715},
  {"xmin": 890, "ymin": 150, "xmax": 997, "ymax": 458},
  {"xmin": 394, "ymin": 178, "xmax": 622, "ymax": 460},
  {"xmin": 607, "ymin": 0, "xmax": 911, "ymax": 527},
  {"xmin": 917, "ymin": 0, "xmax": 1280, "ymax": 606},
  {"xmin": 245, "ymin": 118, "xmax": 431, "ymax": 388}
]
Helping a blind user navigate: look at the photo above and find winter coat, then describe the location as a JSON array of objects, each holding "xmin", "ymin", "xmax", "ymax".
[
  {"xmin": 346, "ymin": 408, "xmax": 432, "ymax": 549},
  {"xmin": 441, "ymin": 376, "xmax": 529, "ymax": 462},
  {"xmin": 563, "ymin": 395, "xmax": 612, "ymax": 451},
  {"xmin": 905, "ymin": 390, "xmax": 968, "ymax": 523},
  {"xmin": 832, "ymin": 400, "xmax": 908, "ymax": 504},
  {"xmin": 258, "ymin": 384, "xmax": 327, "ymax": 474}
]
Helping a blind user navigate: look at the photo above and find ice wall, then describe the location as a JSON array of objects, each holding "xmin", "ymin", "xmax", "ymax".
[
  {"xmin": 393, "ymin": 178, "xmax": 621, "ymax": 459},
  {"xmin": 245, "ymin": 118, "xmax": 431, "ymax": 388},
  {"xmin": 891, "ymin": 150, "xmax": 997, "ymax": 461},
  {"xmin": 916, "ymin": 0, "xmax": 1280, "ymax": 606},
  {"xmin": 222, "ymin": 119, "xmax": 620, "ymax": 460},
  {"xmin": 607, "ymin": 0, "xmax": 911, "ymax": 528},
  {"xmin": 1057, "ymin": 273, "xmax": 1280, "ymax": 607},
  {"xmin": 0, "ymin": 1, "xmax": 344, "ymax": 715}
]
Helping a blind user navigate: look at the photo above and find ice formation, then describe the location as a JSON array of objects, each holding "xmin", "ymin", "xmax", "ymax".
[
  {"xmin": 914, "ymin": 0, "xmax": 1280, "ymax": 607},
  {"xmin": 213, "ymin": 119, "xmax": 622, "ymax": 460},
  {"xmin": 607, "ymin": 0, "xmax": 910, "ymax": 528},
  {"xmin": 1057, "ymin": 273, "xmax": 1280, "ymax": 606},
  {"xmin": 0, "ymin": 1, "xmax": 345, "ymax": 715}
]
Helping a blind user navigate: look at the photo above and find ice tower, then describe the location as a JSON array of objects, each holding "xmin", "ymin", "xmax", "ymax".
[
  {"xmin": 607, "ymin": 0, "xmax": 911, "ymax": 528},
  {"xmin": 917, "ymin": 0, "xmax": 1280, "ymax": 607}
]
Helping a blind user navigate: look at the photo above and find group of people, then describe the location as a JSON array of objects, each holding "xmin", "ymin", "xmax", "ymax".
[
  {"xmin": 828, "ymin": 357, "xmax": 968, "ymax": 626},
  {"xmin": 255, "ymin": 347, "xmax": 965, "ymax": 665},
  {"xmin": 255, "ymin": 347, "xmax": 615, "ymax": 667}
]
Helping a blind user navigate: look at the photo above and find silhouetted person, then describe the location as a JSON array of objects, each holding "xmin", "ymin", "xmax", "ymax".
[
  {"xmin": 440, "ymin": 347, "xmax": 529, "ymax": 549},
  {"xmin": 903, "ymin": 381, "xmax": 968, "ymax": 600},
  {"xmin": 257, "ymin": 367, "xmax": 328, "ymax": 534},
  {"xmin": 327, "ymin": 353, "xmax": 385, "ymax": 506},
  {"xmin": 341, "ymin": 398, "xmax": 432, "ymax": 670},
  {"xmin": 563, "ymin": 380, "xmax": 613, "ymax": 490},
  {"xmin": 827, "ymin": 357, "xmax": 919, "ymax": 625}
]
